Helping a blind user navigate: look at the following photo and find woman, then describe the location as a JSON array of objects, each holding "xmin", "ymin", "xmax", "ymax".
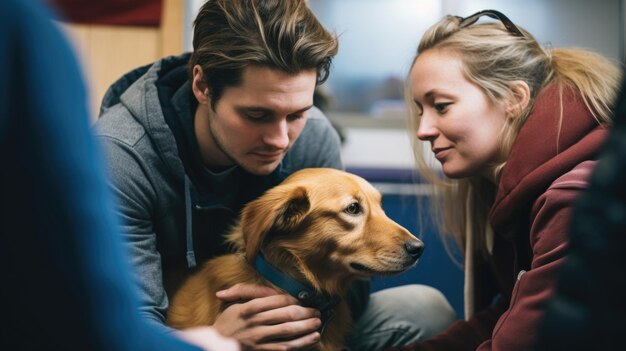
[{"xmin": 396, "ymin": 10, "xmax": 622, "ymax": 351}]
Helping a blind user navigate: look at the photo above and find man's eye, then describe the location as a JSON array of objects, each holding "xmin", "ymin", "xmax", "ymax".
[
  {"xmin": 344, "ymin": 202, "xmax": 362, "ymax": 215},
  {"xmin": 287, "ymin": 113, "xmax": 304, "ymax": 121},
  {"xmin": 246, "ymin": 113, "xmax": 267, "ymax": 120}
]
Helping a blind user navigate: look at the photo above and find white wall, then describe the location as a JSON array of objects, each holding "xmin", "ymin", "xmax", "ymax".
[
  {"xmin": 341, "ymin": 128, "xmax": 415, "ymax": 168},
  {"xmin": 445, "ymin": 0, "xmax": 622, "ymax": 60}
]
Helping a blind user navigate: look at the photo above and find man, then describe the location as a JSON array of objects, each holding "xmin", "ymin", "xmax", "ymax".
[
  {"xmin": 95, "ymin": 1, "xmax": 455, "ymax": 350},
  {"xmin": 1, "ymin": 0, "xmax": 237, "ymax": 350}
]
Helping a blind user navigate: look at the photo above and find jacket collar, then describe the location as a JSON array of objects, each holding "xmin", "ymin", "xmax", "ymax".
[{"xmin": 489, "ymin": 84, "xmax": 608, "ymax": 233}]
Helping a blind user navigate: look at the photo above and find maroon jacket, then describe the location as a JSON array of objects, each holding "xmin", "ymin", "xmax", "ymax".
[{"xmin": 390, "ymin": 85, "xmax": 609, "ymax": 351}]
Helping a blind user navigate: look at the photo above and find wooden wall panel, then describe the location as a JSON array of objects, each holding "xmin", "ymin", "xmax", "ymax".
[
  {"xmin": 60, "ymin": 0, "xmax": 184, "ymax": 121},
  {"xmin": 160, "ymin": 0, "xmax": 184, "ymax": 57}
]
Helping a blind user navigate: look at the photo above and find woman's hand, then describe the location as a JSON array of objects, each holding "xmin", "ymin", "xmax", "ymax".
[{"xmin": 213, "ymin": 283, "xmax": 322, "ymax": 350}]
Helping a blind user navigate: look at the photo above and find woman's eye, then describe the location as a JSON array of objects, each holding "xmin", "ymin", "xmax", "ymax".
[
  {"xmin": 434, "ymin": 103, "xmax": 451, "ymax": 113},
  {"xmin": 344, "ymin": 202, "xmax": 362, "ymax": 215}
]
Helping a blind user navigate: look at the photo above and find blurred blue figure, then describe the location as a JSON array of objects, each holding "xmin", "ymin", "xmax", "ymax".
[{"xmin": 0, "ymin": 1, "xmax": 238, "ymax": 350}]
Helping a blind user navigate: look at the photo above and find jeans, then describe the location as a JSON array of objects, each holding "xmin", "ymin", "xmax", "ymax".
[{"xmin": 345, "ymin": 284, "xmax": 457, "ymax": 350}]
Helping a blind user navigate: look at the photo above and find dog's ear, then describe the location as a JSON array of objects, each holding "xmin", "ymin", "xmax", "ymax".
[{"xmin": 241, "ymin": 186, "xmax": 310, "ymax": 263}]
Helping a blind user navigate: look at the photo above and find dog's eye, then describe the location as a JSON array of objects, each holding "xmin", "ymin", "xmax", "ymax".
[{"xmin": 344, "ymin": 202, "xmax": 362, "ymax": 215}]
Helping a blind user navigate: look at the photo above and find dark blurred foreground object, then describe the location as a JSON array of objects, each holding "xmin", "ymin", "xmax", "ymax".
[
  {"xmin": 45, "ymin": 0, "xmax": 162, "ymax": 26},
  {"xmin": 0, "ymin": 0, "xmax": 199, "ymax": 349},
  {"xmin": 535, "ymin": 77, "xmax": 626, "ymax": 350}
]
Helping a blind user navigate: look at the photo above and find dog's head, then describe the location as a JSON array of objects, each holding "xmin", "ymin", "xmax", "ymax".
[{"xmin": 230, "ymin": 168, "xmax": 423, "ymax": 293}]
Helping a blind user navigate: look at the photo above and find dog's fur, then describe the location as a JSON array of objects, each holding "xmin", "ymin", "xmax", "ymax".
[{"xmin": 167, "ymin": 168, "xmax": 423, "ymax": 350}]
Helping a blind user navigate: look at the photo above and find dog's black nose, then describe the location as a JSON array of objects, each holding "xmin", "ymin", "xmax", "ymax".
[{"xmin": 404, "ymin": 240, "xmax": 424, "ymax": 259}]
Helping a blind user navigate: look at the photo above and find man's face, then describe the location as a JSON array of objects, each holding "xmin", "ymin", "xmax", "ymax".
[{"xmin": 193, "ymin": 65, "xmax": 317, "ymax": 176}]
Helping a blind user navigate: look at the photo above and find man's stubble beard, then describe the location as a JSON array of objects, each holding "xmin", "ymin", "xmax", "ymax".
[{"xmin": 206, "ymin": 116, "xmax": 283, "ymax": 176}]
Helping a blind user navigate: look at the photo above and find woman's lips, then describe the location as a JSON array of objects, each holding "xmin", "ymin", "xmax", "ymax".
[{"xmin": 433, "ymin": 147, "xmax": 451, "ymax": 160}]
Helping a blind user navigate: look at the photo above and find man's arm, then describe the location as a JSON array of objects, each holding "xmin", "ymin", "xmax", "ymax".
[{"xmin": 95, "ymin": 131, "xmax": 172, "ymax": 329}]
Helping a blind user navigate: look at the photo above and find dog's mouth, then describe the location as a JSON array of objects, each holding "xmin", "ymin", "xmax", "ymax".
[
  {"xmin": 350, "ymin": 262, "xmax": 375, "ymax": 273},
  {"xmin": 349, "ymin": 261, "xmax": 414, "ymax": 275}
]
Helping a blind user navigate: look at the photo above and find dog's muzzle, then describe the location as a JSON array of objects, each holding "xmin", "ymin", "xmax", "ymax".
[{"xmin": 405, "ymin": 239, "xmax": 424, "ymax": 259}]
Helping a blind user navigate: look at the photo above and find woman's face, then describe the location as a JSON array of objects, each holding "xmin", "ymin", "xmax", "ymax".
[{"xmin": 410, "ymin": 49, "xmax": 508, "ymax": 180}]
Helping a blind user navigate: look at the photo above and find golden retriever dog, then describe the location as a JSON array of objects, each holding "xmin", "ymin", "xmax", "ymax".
[{"xmin": 167, "ymin": 168, "xmax": 423, "ymax": 350}]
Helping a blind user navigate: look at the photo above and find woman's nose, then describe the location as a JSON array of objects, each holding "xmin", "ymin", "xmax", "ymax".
[{"xmin": 416, "ymin": 114, "xmax": 438, "ymax": 141}]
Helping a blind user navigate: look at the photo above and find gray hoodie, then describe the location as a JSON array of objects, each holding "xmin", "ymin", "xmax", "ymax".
[{"xmin": 94, "ymin": 54, "xmax": 349, "ymax": 328}]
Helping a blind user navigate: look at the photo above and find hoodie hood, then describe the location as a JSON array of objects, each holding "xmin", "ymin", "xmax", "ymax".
[
  {"xmin": 100, "ymin": 53, "xmax": 192, "ymax": 183},
  {"xmin": 99, "ymin": 54, "xmax": 201, "ymax": 268},
  {"xmin": 489, "ymin": 84, "xmax": 609, "ymax": 233}
]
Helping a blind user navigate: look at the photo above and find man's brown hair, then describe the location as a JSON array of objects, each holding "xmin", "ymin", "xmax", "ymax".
[{"xmin": 189, "ymin": 0, "xmax": 338, "ymax": 109}]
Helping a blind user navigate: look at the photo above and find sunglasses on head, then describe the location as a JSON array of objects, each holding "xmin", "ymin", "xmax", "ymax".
[{"xmin": 456, "ymin": 9, "xmax": 525, "ymax": 38}]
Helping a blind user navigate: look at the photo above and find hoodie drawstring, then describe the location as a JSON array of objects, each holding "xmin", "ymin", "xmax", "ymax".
[{"xmin": 184, "ymin": 175, "xmax": 197, "ymax": 268}]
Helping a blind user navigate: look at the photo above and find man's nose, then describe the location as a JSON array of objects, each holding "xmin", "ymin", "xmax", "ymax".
[{"xmin": 262, "ymin": 119, "xmax": 289, "ymax": 149}]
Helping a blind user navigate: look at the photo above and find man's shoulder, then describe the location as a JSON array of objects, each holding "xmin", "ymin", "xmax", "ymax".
[
  {"xmin": 307, "ymin": 106, "xmax": 329, "ymax": 121},
  {"xmin": 300, "ymin": 106, "xmax": 335, "ymax": 138},
  {"xmin": 283, "ymin": 106, "xmax": 343, "ymax": 171},
  {"xmin": 95, "ymin": 104, "xmax": 147, "ymax": 148}
]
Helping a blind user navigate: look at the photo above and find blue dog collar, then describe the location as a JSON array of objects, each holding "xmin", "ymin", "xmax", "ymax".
[{"xmin": 254, "ymin": 254, "xmax": 341, "ymax": 316}]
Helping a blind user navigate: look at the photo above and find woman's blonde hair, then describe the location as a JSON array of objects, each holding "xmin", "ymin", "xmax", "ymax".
[{"xmin": 406, "ymin": 14, "xmax": 622, "ymax": 257}]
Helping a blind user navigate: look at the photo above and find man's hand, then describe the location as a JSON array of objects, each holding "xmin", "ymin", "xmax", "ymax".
[
  {"xmin": 176, "ymin": 326, "xmax": 241, "ymax": 351},
  {"xmin": 214, "ymin": 283, "xmax": 322, "ymax": 350}
]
